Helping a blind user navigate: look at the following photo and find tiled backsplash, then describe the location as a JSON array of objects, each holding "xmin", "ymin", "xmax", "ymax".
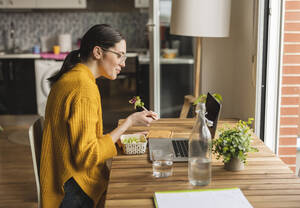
[{"xmin": 0, "ymin": 11, "xmax": 148, "ymax": 52}]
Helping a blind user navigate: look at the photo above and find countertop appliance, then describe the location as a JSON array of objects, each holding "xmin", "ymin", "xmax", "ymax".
[{"xmin": 35, "ymin": 60, "xmax": 63, "ymax": 116}]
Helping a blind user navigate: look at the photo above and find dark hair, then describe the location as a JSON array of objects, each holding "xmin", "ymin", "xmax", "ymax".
[{"xmin": 48, "ymin": 24, "xmax": 124, "ymax": 85}]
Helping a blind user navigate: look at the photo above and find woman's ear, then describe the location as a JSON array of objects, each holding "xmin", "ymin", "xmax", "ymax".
[{"xmin": 93, "ymin": 46, "xmax": 103, "ymax": 60}]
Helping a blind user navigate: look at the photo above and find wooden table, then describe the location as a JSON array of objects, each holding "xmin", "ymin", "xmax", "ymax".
[{"xmin": 105, "ymin": 118, "xmax": 300, "ymax": 208}]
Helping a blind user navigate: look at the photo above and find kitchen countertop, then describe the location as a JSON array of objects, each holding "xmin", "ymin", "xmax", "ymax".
[
  {"xmin": 0, "ymin": 53, "xmax": 41, "ymax": 59},
  {"xmin": 0, "ymin": 52, "xmax": 139, "ymax": 60},
  {"xmin": 138, "ymin": 55, "xmax": 194, "ymax": 64},
  {"xmin": 0, "ymin": 52, "xmax": 193, "ymax": 65}
]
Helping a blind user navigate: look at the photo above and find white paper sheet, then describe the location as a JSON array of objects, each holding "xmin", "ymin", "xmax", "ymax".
[{"xmin": 154, "ymin": 188, "xmax": 253, "ymax": 208}]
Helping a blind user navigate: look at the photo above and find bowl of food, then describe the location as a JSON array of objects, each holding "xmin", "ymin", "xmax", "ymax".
[
  {"xmin": 120, "ymin": 134, "xmax": 147, "ymax": 155},
  {"xmin": 162, "ymin": 48, "xmax": 178, "ymax": 59}
]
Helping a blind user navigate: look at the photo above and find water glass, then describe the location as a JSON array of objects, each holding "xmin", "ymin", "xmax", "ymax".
[{"xmin": 152, "ymin": 150, "xmax": 174, "ymax": 178}]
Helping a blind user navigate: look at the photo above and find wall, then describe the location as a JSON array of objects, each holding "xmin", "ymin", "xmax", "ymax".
[
  {"xmin": 279, "ymin": 0, "xmax": 300, "ymax": 173},
  {"xmin": 201, "ymin": 0, "xmax": 256, "ymax": 120},
  {"xmin": 0, "ymin": 11, "xmax": 148, "ymax": 52}
]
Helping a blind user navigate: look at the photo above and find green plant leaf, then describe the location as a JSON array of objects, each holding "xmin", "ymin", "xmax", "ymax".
[
  {"xmin": 193, "ymin": 93, "xmax": 223, "ymax": 105},
  {"xmin": 193, "ymin": 94, "xmax": 207, "ymax": 105},
  {"xmin": 212, "ymin": 93, "xmax": 223, "ymax": 103}
]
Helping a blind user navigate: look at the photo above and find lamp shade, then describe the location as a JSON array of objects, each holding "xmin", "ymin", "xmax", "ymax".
[{"xmin": 170, "ymin": 0, "xmax": 231, "ymax": 37}]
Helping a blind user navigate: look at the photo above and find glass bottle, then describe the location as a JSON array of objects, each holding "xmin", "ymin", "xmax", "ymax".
[{"xmin": 188, "ymin": 103, "xmax": 212, "ymax": 186}]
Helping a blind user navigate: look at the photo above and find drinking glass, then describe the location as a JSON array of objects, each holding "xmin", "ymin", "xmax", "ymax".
[{"xmin": 152, "ymin": 150, "xmax": 174, "ymax": 178}]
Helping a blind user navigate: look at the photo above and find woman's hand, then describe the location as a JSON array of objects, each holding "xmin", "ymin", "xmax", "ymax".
[
  {"xmin": 109, "ymin": 111, "xmax": 158, "ymax": 143},
  {"xmin": 127, "ymin": 111, "xmax": 158, "ymax": 127}
]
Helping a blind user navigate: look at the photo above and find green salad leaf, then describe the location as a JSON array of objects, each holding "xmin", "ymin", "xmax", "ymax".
[
  {"xmin": 129, "ymin": 96, "xmax": 145, "ymax": 109},
  {"xmin": 122, "ymin": 136, "xmax": 146, "ymax": 144}
]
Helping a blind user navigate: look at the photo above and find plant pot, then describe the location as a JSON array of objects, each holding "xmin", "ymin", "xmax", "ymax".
[{"xmin": 224, "ymin": 157, "xmax": 244, "ymax": 171}]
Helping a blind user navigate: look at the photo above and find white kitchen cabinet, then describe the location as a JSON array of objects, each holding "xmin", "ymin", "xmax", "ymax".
[
  {"xmin": 0, "ymin": 0, "xmax": 35, "ymax": 8},
  {"xmin": 0, "ymin": 0, "xmax": 87, "ymax": 9},
  {"xmin": 36, "ymin": 0, "xmax": 86, "ymax": 9}
]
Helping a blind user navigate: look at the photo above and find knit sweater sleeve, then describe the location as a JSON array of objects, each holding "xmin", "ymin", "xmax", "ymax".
[{"xmin": 67, "ymin": 96, "xmax": 117, "ymax": 170}]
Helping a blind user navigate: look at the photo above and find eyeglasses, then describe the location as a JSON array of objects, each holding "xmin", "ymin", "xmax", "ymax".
[{"xmin": 102, "ymin": 48, "xmax": 127, "ymax": 64}]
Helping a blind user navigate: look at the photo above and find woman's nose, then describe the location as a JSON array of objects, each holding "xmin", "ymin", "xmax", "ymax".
[{"xmin": 120, "ymin": 61, "xmax": 126, "ymax": 68}]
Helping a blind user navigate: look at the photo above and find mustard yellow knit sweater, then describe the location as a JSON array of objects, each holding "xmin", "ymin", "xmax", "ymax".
[{"xmin": 40, "ymin": 63, "xmax": 117, "ymax": 208}]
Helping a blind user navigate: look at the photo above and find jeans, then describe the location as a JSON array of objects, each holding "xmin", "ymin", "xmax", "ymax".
[{"xmin": 59, "ymin": 177, "xmax": 94, "ymax": 208}]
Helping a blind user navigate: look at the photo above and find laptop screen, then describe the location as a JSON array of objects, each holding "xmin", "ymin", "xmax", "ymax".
[{"xmin": 205, "ymin": 92, "xmax": 221, "ymax": 139}]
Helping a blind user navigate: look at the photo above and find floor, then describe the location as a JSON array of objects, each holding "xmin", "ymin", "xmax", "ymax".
[{"xmin": 0, "ymin": 115, "xmax": 39, "ymax": 208}]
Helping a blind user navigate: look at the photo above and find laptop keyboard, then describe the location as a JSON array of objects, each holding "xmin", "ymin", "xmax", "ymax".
[{"xmin": 172, "ymin": 140, "xmax": 189, "ymax": 158}]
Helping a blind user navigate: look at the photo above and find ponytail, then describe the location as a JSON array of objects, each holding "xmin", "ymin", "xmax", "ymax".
[{"xmin": 48, "ymin": 49, "xmax": 81, "ymax": 86}]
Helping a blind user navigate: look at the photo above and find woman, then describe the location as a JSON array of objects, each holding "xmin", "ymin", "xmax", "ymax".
[{"xmin": 40, "ymin": 24, "xmax": 157, "ymax": 208}]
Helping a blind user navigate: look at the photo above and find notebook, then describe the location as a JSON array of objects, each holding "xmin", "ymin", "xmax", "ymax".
[
  {"xmin": 149, "ymin": 92, "xmax": 221, "ymax": 162},
  {"xmin": 154, "ymin": 188, "xmax": 253, "ymax": 208}
]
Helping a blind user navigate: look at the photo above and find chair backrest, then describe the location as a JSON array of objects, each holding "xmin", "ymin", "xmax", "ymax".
[{"xmin": 29, "ymin": 117, "xmax": 44, "ymax": 208}]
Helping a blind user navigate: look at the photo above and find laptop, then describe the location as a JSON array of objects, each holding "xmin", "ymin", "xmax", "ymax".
[{"xmin": 149, "ymin": 92, "xmax": 221, "ymax": 162}]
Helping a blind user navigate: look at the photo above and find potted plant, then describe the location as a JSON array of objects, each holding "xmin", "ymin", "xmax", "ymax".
[{"xmin": 213, "ymin": 118, "xmax": 258, "ymax": 171}]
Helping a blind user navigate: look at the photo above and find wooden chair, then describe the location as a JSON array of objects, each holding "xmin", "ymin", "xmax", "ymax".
[
  {"xmin": 179, "ymin": 95, "xmax": 197, "ymax": 118},
  {"xmin": 28, "ymin": 117, "xmax": 44, "ymax": 208}
]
